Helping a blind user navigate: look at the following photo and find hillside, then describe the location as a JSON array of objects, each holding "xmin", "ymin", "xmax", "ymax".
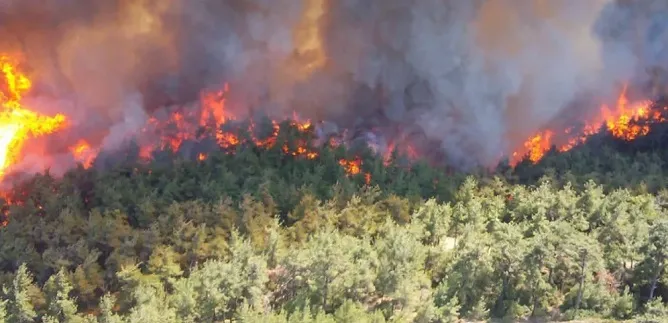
[
  {"xmin": 1, "ymin": 121, "xmax": 668, "ymax": 323},
  {"xmin": 4, "ymin": 1, "xmax": 668, "ymax": 322}
]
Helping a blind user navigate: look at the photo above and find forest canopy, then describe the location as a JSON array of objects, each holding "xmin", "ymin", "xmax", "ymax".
[{"xmin": 1, "ymin": 120, "xmax": 668, "ymax": 323}]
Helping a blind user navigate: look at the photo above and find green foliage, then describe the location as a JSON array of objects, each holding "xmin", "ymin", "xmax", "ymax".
[
  {"xmin": 43, "ymin": 269, "xmax": 85, "ymax": 322},
  {"xmin": 611, "ymin": 287, "xmax": 636, "ymax": 320},
  {"xmin": 636, "ymin": 297, "xmax": 668, "ymax": 323},
  {"xmin": 3, "ymin": 264, "xmax": 41, "ymax": 323},
  {"xmin": 1, "ymin": 122, "xmax": 668, "ymax": 322},
  {"xmin": 0, "ymin": 299, "xmax": 7, "ymax": 322},
  {"xmin": 98, "ymin": 294, "xmax": 123, "ymax": 323}
]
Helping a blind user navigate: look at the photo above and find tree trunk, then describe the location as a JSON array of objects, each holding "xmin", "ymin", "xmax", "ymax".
[
  {"xmin": 575, "ymin": 250, "xmax": 588, "ymax": 314},
  {"xmin": 531, "ymin": 288, "xmax": 539, "ymax": 318},
  {"xmin": 649, "ymin": 268, "xmax": 660, "ymax": 300},
  {"xmin": 649, "ymin": 276, "xmax": 658, "ymax": 300},
  {"xmin": 649, "ymin": 256, "xmax": 664, "ymax": 300},
  {"xmin": 495, "ymin": 271, "xmax": 509, "ymax": 315},
  {"xmin": 323, "ymin": 276, "xmax": 329, "ymax": 311},
  {"xmin": 531, "ymin": 265, "xmax": 543, "ymax": 317}
]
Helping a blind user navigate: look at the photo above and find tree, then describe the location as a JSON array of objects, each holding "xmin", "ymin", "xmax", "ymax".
[
  {"xmin": 489, "ymin": 222, "xmax": 526, "ymax": 318},
  {"xmin": 3, "ymin": 264, "xmax": 41, "ymax": 323},
  {"xmin": 449, "ymin": 177, "xmax": 500, "ymax": 241},
  {"xmin": 333, "ymin": 300, "xmax": 386, "ymax": 323},
  {"xmin": 169, "ymin": 232, "xmax": 268, "ymax": 321},
  {"xmin": 43, "ymin": 269, "xmax": 85, "ymax": 323},
  {"xmin": 554, "ymin": 224, "xmax": 605, "ymax": 318},
  {"xmin": 124, "ymin": 283, "xmax": 178, "ymax": 323},
  {"xmin": 0, "ymin": 299, "xmax": 7, "ymax": 322},
  {"xmin": 276, "ymin": 229, "xmax": 377, "ymax": 313},
  {"xmin": 374, "ymin": 222, "xmax": 431, "ymax": 320},
  {"xmin": 444, "ymin": 228, "xmax": 494, "ymax": 319},
  {"xmin": 522, "ymin": 236, "xmax": 555, "ymax": 318},
  {"xmin": 410, "ymin": 199, "xmax": 451, "ymax": 246},
  {"xmin": 637, "ymin": 296, "xmax": 668, "ymax": 323},
  {"xmin": 637, "ymin": 219, "xmax": 668, "ymax": 300},
  {"xmin": 97, "ymin": 293, "xmax": 123, "ymax": 323}
]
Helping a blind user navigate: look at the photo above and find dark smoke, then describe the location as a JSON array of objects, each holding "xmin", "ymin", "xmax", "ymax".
[{"xmin": 0, "ymin": 0, "xmax": 666, "ymax": 170}]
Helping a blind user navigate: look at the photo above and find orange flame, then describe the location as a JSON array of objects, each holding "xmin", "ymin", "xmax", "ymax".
[
  {"xmin": 511, "ymin": 84, "xmax": 664, "ymax": 166},
  {"xmin": 0, "ymin": 52, "xmax": 663, "ymax": 193},
  {"xmin": 339, "ymin": 158, "xmax": 361, "ymax": 175},
  {"xmin": 127, "ymin": 84, "xmax": 332, "ymax": 170},
  {"xmin": 0, "ymin": 54, "xmax": 389, "ymax": 203},
  {"xmin": 69, "ymin": 139, "xmax": 97, "ymax": 169},
  {"xmin": 338, "ymin": 157, "xmax": 371, "ymax": 184},
  {"xmin": 0, "ymin": 55, "xmax": 68, "ymax": 178}
]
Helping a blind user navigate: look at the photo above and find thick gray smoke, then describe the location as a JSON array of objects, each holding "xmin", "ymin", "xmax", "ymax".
[{"xmin": 0, "ymin": 0, "xmax": 666, "ymax": 169}]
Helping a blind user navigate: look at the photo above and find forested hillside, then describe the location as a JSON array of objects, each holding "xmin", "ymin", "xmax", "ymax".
[{"xmin": 1, "ymin": 122, "xmax": 668, "ymax": 323}]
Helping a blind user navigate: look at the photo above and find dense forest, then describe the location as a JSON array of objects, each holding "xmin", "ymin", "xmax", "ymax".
[{"xmin": 1, "ymin": 120, "xmax": 668, "ymax": 323}]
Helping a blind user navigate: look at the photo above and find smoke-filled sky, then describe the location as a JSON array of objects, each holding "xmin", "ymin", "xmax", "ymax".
[{"xmin": 1, "ymin": 0, "xmax": 667, "ymax": 168}]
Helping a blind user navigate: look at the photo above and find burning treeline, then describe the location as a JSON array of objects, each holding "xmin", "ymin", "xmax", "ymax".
[
  {"xmin": 0, "ymin": 57, "xmax": 375, "ymax": 183},
  {"xmin": 0, "ymin": 0, "xmax": 666, "ymax": 182}
]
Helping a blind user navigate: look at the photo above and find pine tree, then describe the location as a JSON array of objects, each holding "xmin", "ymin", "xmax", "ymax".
[
  {"xmin": 43, "ymin": 269, "xmax": 85, "ymax": 323},
  {"xmin": 0, "ymin": 299, "xmax": 7, "ymax": 322},
  {"xmin": 374, "ymin": 222, "xmax": 430, "ymax": 319},
  {"xmin": 4, "ymin": 264, "xmax": 39, "ymax": 323},
  {"xmin": 98, "ymin": 294, "xmax": 123, "ymax": 323},
  {"xmin": 637, "ymin": 219, "xmax": 668, "ymax": 300}
]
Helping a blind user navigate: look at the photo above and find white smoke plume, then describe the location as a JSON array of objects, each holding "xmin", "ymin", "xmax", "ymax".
[{"xmin": 0, "ymin": 0, "xmax": 665, "ymax": 169}]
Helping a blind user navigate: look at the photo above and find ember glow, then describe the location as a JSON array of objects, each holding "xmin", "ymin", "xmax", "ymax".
[{"xmin": 511, "ymin": 84, "xmax": 665, "ymax": 166}]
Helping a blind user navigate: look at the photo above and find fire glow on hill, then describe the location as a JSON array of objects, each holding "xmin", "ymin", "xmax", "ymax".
[
  {"xmin": 0, "ymin": 0, "xmax": 665, "ymax": 173},
  {"xmin": 0, "ymin": 56, "xmax": 374, "ymax": 185},
  {"xmin": 0, "ymin": 54, "xmax": 665, "ymax": 188},
  {"xmin": 510, "ymin": 85, "xmax": 667, "ymax": 166}
]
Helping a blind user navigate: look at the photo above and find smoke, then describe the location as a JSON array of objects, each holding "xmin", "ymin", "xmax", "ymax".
[{"xmin": 0, "ymin": 0, "xmax": 665, "ymax": 169}]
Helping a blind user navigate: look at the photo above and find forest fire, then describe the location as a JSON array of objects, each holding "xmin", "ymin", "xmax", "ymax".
[
  {"xmin": 0, "ymin": 55, "xmax": 371, "ymax": 184},
  {"xmin": 0, "ymin": 52, "xmax": 665, "ymax": 188},
  {"xmin": 510, "ymin": 85, "xmax": 666, "ymax": 166},
  {"xmin": 135, "ymin": 92, "xmax": 321, "ymax": 163}
]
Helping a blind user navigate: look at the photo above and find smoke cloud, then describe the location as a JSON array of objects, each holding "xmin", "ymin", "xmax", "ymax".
[{"xmin": 0, "ymin": 0, "xmax": 666, "ymax": 169}]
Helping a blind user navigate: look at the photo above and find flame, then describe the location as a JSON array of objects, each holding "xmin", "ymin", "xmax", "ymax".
[
  {"xmin": 128, "ymin": 85, "xmax": 332, "ymax": 171},
  {"xmin": 133, "ymin": 85, "xmax": 324, "ymax": 163},
  {"xmin": 16, "ymin": 51, "xmax": 666, "ymax": 209},
  {"xmin": 281, "ymin": 115, "xmax": 319, "ymax": 159},
  {"xmin": 0, "ymin": 55, "xmax": 68, "ymax": 178},
  {"xmin": 0, "ymin": 51, "xmax": 663, "ymax": 190},
  {"xmin": 291, "ymin": 0, "xmax": 327, "ymax": 78},
  {"xmin": 511, "ymin": 84, "xmax": 665, "ymax": 166},
  {"xmin": 512, "ymin": 130, "xmax": 554, "ymax": 164},
  {"xmin": 0, "ymin": 55, "xmax": 361, "ymax": 189},
  {"xmin": 383, "ymin": 139, "xmax": 420, "ymax": 165},
  {"xmin": 339, "ymin": 158, "xmax": 361, "ymax": 175},
  {"xmin": 69, "ymin": 139, "xmax": 97, "ymax": 169},
  {"xmin": 200, "ymin": 83, "xmax": 230, "ymax": 128},
  {"xmin": 338, "ymin": 157, "xmax": 371, "ymax": 184}
]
